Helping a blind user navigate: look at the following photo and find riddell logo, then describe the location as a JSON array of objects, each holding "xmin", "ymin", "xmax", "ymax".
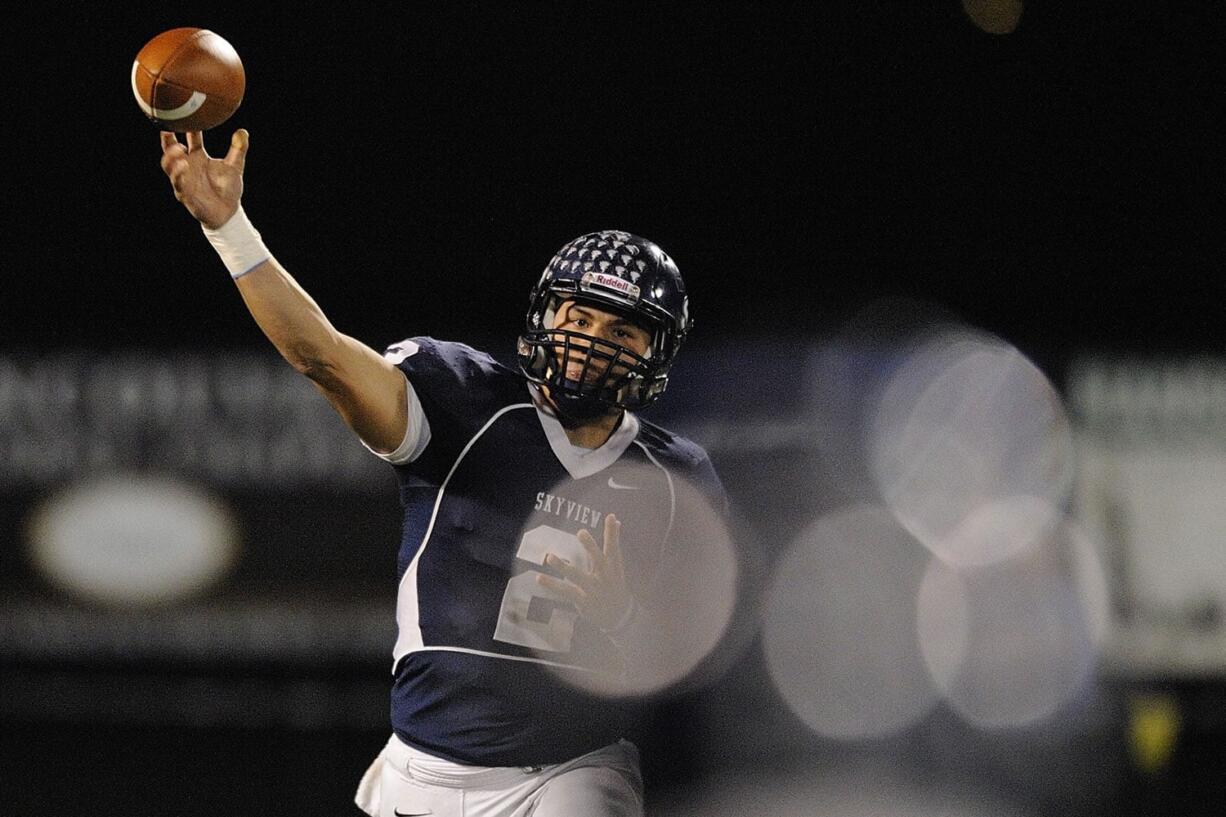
[{"xmin": 582, "ymin": 271, "xmax": 641, "ymax": 302}]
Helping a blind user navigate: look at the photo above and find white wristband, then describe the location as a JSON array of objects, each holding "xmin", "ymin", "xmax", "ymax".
[{"xmin": 202, "ymin": 206, "xmax": 272, "ymax": 279}]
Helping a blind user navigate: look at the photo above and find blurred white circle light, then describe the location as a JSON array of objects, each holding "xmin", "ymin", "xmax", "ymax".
[
  {"xmin": 530, "ymin": 463, "xmax": 739, "ymax": 699},
  {"xmin": 762, "ymin": 505, "xmax": 939, "ymax": 740},
  {"xmin": 917, "ymin": 538, "xmax": 1099, "ymax": 729},
  {"xmin": 869, "ymin": 331, "xmax": 1073, "ymax": 567},
  {"xmin": 27, "ymin": 474, "xmax": 239, "ymax": 607}
]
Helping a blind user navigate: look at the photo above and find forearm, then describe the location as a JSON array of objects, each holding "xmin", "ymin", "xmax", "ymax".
[
  {"xmin": 233, "ymin": 257, "xmax": 347, "ymax": 377},
  {"xmin": 161, "ymin": 131, "xmax": 406, "ymax": 451},
  {"xmin": 203, "ymin": 207, "xmax": 350, "ymax": 377},
  {"xmin": 200, "ymin": 208, "xmax": 408, "ymax": 452}
]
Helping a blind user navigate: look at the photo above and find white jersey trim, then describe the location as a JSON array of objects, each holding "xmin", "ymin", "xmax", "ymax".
[
  {"xmin": 400, "ymin": 645, "xmax": 605, "ymax": 673},
  {"xmin": 633, "ymin": 440, "xmax": 676, "ymax": 568},
  {"xmin": 529, "ymin": 384, "xmax": 640, "ymax": 480},
  {"xmin": 361, "ymin": 369, "xmax": 432, "ymax": 465},
  {"xmin": 391, "ymin": 402, "xmax": 536, "ymax": 671}
]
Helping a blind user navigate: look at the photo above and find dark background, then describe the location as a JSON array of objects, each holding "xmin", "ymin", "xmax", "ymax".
[
  {"xmin": 3, "ymin": 3, "xmax": 1224, "ymax": 815},
  {"xmin": 6, "ymin": 2, "xmax": 1222, "ymax": 363}
]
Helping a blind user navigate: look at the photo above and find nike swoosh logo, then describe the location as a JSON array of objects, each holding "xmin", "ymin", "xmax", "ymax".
[
  {"xmin": 394, "ymin": 810, "xmax": 432, "ymax": 816},
  {"xmin": 607, "ymin": 477, "xmax": 639, "ymax": 490}
]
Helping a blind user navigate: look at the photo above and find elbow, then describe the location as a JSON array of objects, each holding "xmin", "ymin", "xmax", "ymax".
[{"xmin": 285, "ymin": 343, "xmax": 338, "ymax": 387}]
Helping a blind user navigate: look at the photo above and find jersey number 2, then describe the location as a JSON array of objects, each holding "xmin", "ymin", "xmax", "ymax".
[{"xmin": 493, "ymin": 525, "xmax": 586, "ymax": 653}]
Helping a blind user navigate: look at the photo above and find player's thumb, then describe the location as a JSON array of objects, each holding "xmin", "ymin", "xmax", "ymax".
[{"xmin": 224, "ymin": 128, "xmax": 249, "ymax": 172}]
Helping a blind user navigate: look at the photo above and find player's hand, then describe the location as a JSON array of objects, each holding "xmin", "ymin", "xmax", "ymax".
[
  {"xmin": 539, "ymin": 514, "xmax": 633, "ymax": 633},
  {"xmin": 159, "ymin": 129, "xmax": 248, "ymax": 230}
]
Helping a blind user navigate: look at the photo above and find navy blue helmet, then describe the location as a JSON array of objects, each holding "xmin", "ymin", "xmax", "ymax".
[{"xmin": 518, "ymin": 230, "xmax": 692, "ymax": 417}]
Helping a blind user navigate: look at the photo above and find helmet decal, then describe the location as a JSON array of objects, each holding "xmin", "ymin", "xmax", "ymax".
[
  {"xmin": 581, "ymin": 271, "xmax": 641, "ymax": 302},
  {"xmin": 518, "ymin": 229, "xmax": 691, "ymax": 414}
]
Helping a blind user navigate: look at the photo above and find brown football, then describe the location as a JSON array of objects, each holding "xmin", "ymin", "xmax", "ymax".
[{"xmin": 132, "ymin": 28, "xmax": 245, "ymax": 132}]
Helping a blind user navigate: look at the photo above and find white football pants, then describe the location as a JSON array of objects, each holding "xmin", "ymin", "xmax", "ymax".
[{"xmin": 354, "ymin": 734, "xmax": 643, "ymax": 817}]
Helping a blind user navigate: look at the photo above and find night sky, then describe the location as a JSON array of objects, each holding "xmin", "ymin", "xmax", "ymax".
[
  {"xmin": 7, "ymin": 2, "xmax": 1222, "ymax": 366},
  {"xmin": 3, "ymin": 8, "xmax": 1224, "ymax": 811}
]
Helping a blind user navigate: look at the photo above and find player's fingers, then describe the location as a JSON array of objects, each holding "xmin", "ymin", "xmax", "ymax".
[
  {"xmin": 185, "ymin": 130, "xmax": 209, "ymax": 156},
  {"xmin": 577, "ymin": 529, "xmax": 606, "ymax": 574},
  {"xmin": 160, "ymin": 150, "xmax": 186, "ymax": 176},
  {"xmin": 167, "ymin": 162, "xmax": 189, "ymax": 189},
  {"xmin": 223, "ymin": 128, "xmax": 249, "ymax": 172},
  {"xmin": 603, "ymin": 514, "xmax": 624, "ymax": 577},
  {"xmin": 160, "ymin": 135, "xmax": 187, "ymax": 174},
  {"xmin": 545, "ymin": 554, "xmax": 597, "ymax": 593},
  {"xmin": 161, "ymin": 145, "xmax": 193, "ymax": 184},
  {"xmin": 537, "ymin": 572, "xmax": 587, "ymax": 606}
]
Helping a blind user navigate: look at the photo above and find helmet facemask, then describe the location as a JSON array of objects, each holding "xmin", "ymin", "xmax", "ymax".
[
  {"xmin": 519, "ymin": 294, "xmax": 670, "ymax": 417},
  {"xmin": 518, "ymin": 229, "xmax": 690, "ymax": 418}
]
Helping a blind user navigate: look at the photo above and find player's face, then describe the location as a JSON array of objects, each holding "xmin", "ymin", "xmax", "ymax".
[{"xmin": 550, "ymin": 300, "xmax": 652, "ymax": 384}]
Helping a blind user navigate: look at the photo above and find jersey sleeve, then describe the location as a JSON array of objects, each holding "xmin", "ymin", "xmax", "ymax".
[
  {"xmin": 687, "ymin": 450, "xmax": 731, "ymax": 523},
  {"xmin": 371, "ymin": 337, "xmax": 518, "ymax": 485},
  {"xmin": 632, "ymin": 433, "xmax": 734, "ymax": 608},
  {"xmin": 361, "ymin": 366, "xmax": 431, "ymax": 466}
]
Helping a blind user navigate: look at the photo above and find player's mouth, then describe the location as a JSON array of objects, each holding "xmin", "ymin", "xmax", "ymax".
[
  {"xmin": 544, "ymin": 331, "xmax": 640, "ymax": 391},
  {"xmin": 561, "ymin": 351, "xmax": 634, "ymax": 385}
]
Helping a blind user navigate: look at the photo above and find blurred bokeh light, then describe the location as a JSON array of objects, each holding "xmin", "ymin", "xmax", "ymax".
[
  {"xmin": 917, "ymin": 523, "xmax": 1106, "ymax": 729},
  {"xmin": 868, "ymin": 328, "xmax": 1074, "ymax": 568},
  {"xmin": 534, "ymin": 463, "xmax": 740, "ymax": 698},
  {"xmin": 762, "ymin": 504, "xmax": 939, "ymax": 739},
  {"xmin": 26, "ymin": 474, "xmax": 238, "ymax": 607}
]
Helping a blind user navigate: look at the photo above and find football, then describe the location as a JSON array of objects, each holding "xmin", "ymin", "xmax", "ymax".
[{"xmin": 132, "ymin": 28, "xmax": 245, "ymax": 132}]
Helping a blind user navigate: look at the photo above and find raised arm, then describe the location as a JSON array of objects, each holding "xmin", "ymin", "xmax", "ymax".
[{"xmin": 159, "ymin": 129, "xmax": 408, "ymax": 453}]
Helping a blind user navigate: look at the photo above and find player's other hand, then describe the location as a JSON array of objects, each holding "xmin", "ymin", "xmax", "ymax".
[
  {"xmin": 539, "ymin": 514, "xmax": 633, "ymax": 633},
  {"xmin": 159, "ymin": 129, "xmax": 248, "ymax": 230}
]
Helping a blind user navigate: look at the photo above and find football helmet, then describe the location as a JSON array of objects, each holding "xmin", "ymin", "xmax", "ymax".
[{"xmin": 518, "ymin": 229, "xmax": 691, "ymax": 417}]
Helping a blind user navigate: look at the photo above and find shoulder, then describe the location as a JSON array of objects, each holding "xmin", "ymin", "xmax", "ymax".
[
  {"xmin": 635, "ymin": 417, "xmax": 710, "ymax": 468},
  {"xmin": 384, "ymin": 336, "xmax": 527, "ymax": 416},
  {"xmin": 385, "ymin": 336, "xmax": 522, "ymax": 391},
  {"xmin": 632, "ymin": 417, "xmax": 715, "ymax": 480},
  {"xmin": 385, "ymin": 336, "xmax": 514, "ymax": 379},
  {"xmin": 635, "ymin": 419, "xmax": 724, "ymax": 493},
  {"xmin": 635, "ymin": 417, "xmax": 729, "ymax": 518}
]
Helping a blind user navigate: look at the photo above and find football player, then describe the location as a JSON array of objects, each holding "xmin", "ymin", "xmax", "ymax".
[{"xmin": 159, "ymin": 129, "xmax": 729, "ymax": 817}]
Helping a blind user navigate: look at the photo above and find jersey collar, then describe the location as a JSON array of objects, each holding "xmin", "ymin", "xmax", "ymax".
[{"xmin": 528, "ymin": 384, "xmax": 640, "ymax": 480}]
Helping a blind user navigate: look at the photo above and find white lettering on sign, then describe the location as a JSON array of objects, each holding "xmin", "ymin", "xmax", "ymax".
[{"xmin": 0, "ymin": 352, "xmax": 386, "ymax": 489}]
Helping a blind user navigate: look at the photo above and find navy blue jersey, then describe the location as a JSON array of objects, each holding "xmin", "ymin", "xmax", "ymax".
[{"xmin": 377, "ymin": 337, "xmax": 728, "ymax": 767}]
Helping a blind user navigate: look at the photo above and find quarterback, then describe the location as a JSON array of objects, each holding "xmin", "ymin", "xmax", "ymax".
[{"xmin": 158, "ymin": 128, "xmax": 729, "ymax": 817}]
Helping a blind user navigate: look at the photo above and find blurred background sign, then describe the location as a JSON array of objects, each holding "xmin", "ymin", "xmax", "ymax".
[
  {"xmin": 4, "ymin": 1, "xmax": 1225, "ymax": 815},
  {"xmin": 1071, "ymin": 357, "xmax": 1226, "ymax": 675}
]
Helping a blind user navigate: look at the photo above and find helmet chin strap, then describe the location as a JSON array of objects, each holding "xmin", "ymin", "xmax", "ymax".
[{"xmin": 545, "ymin": 380, "xmax": 619, "ymax": 422}]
